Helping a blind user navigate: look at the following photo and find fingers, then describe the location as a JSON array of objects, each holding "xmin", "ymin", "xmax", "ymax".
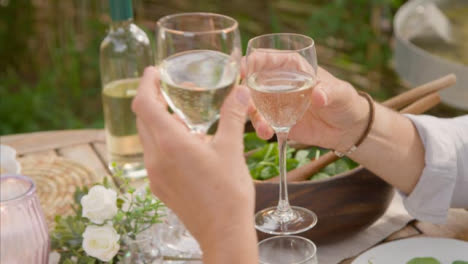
[
  {"xmin": 132, "ymin": 66, "xmax": 188, "ymax": 142},
  {"xmin": 248, "ymin": 103, "xmax": 274, "ymax": 140},
  {"xmin": 240, "ymin": 57, "xmax": 247, "ymax": 79},
  {"xmin": 245, "ymin": 51, "xmax": 315, "ymax": 76},
  {"xmin": 312, "ymin": 67, "xmax": 357, "ymax": 110},
  {"xmin": 213, "ymin": 85, "xmax": 250, "ymax": 147},
  {"xmin": 310, "ymin": 80, "xmax": 328, "ymax": 108},
  {"xmin": 136, "ymin": 118, "xmax": 158, "ymax": 156}
]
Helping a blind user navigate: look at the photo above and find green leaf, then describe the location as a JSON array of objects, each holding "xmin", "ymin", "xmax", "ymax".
[
  {"xmin": 322, "ymin": 162, "xmax": 336, "ymax": 175},
  {"xmin": 406, "ymin": 257, "xmax": 441, "ymax": 264},
  {"xmin": 343, "ymin": 157, "xmax": 359, "ymax": 169},
  {"xmin": 259, "ymin": 166, "xmax": 277, "ymax": 180},
  {"xmin": 73, "ymin": 187, "xmax": 87, "ymax": 205},
  {"xmin": 102, "ymin": 177, "xmax": 109, "ymax": 188},
  {"xmin": 243, "ymin": 132, "xmax": 267, "ymax": 151},
  {"xmin": 452, "ymin": 261, "xmax": 468, "ymax": 264},
  {"xmin": 286, "ymin": 158, "xmax": 299, "ymax": 172},
  {"xmin": 116, "ymin": 198, "xmax": 124, "ymax": 209},
  {"xmin": 295, "ymin": 149, "xmax": 311, "ymax": 167},
  {"xmin": 334, "ymin": 159, "xmax": 350, "ymax": 174},
  {"xmin": 114, "ymin": 211, "xmax": 124, "ymax": 222},
  {"xmin": 310, "ymin": 172, "xmax": 331, "ymax": 181}
]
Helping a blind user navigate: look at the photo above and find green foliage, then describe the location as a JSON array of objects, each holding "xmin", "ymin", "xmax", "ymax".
[
  {"xmin": 243, "ymin": 132, "xmax": 359, "ymax": 180},
  {"xmin": 0, "ymin": 1, "xmax": 106, "ymax": 135},
  {"xmin": 306, "ymin": 0, "xmax": 396, "ymax": 71},
  {"xmin": 407, "ymin": 258, "xmax": 468, "ymax": 264},
  {"xmin": 406, "ymin": 258, "xmax": 468, "ymax": 264},
  {"xmin": 0, "ymin": 1, "xmax": 34, "ymax": 71},
  {"xmin": 246, "ymin": 141, "xmax": 298, "ymax": 180},
  {"xmin": 406, "ymin": 257, "xmax": 441, "ymax": 264},
  {"xmin": 243, "ymin": 132, "xmax": 268, "ymax": 151},
  {"xmin": 1, "ymin": 0, "xmax": 410, "ymax": 135}
]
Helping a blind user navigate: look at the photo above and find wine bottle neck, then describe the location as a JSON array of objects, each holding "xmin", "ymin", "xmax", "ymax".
[{"xmin": 110, "ymin": 19, "xmax": 133, "ymax": 31}]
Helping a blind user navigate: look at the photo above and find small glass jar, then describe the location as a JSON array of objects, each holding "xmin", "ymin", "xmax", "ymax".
[
  {"xmin": 121, "ymin": 235, "xmax": 163, "ymax": 264},
  {"xmin": 0, "ymin": 174, "xmax": 50, "ymax": 264}
]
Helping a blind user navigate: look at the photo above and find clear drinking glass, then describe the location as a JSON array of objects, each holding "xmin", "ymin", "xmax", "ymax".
[
  {"xmin": 0, "ymin": 174, "xmax": 50, "ymax": 264},
  {"xmin": 156, "ymin": 12, "xmax": 242, "ymax": 134},
  {"xmin": 122, "ymin": 235, "xmax": 163, "ymax": 264},
  {"xmin": 258, "ymin": 236, "xmax": 317, "ymax": 264},
  {"xmin": 246, "ymin": 33, "xmax": 318, "ymax": 235}
]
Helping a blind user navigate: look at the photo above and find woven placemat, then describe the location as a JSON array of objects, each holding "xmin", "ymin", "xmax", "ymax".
[{"xmin": 19, "ymin": 156, "xmax": 98, "ymax": 228}]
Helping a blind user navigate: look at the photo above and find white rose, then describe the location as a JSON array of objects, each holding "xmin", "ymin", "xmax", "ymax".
[
  {"xmin": 81, "ymin": 185, "xmax": 118, "ymax": 224},
  {"xmin": 82, "ymin": 224, "xmax": 120, "ymax": 262},
  {"xmin": 0, "ymin": 145, "xmax": 21, "ymax": 174}
]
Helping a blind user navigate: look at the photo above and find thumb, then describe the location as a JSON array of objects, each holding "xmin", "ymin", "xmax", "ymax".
[{"xmin": 214, "ymin": 85, "xmax": 250, "ymax": 147}]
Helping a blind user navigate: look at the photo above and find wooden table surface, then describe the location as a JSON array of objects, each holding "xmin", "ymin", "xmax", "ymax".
[{"xmin": 2, "ymin": 129, "xmax": 467, "ymax": 263}]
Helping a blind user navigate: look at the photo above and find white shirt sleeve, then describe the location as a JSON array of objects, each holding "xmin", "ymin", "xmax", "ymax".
[{"xmin": 401, "ymin": 114, "xmax": 468, "ymax": 224}]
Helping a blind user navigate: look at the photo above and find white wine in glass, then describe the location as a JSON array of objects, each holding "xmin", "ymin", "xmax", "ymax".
[
  {"xmin": 159, "ymin": 50, "xmax": 238, "ymax": 132},
  {"xmin": 247, "ymin": 33, "xmax": 319, "ymax": 235},
  {"xmin": 248, "ymin": 70, "xmax": 315, "ymax": 131},
  {"xmin": 156, "ymin": 13, "xmax": 241, "ymax": 134}
]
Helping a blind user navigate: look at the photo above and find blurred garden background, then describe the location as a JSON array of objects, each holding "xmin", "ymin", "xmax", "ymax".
[{"xmin": 1, "ymin": 0, "xmax": 463, "ymax": 135}]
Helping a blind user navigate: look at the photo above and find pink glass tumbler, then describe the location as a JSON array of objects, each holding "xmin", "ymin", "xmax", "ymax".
[{"xmin": 1, "ymin": 174, "xmax": 50, "ymax": 264}]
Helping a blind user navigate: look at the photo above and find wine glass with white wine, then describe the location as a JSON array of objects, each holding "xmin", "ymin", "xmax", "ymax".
[
  {"xmin": 156, "ymin": 13, "xmax": 241, "ymax": 134},
  {"xmin": 246, "ymin": 33, "xmax": 319, "ymax": 235}
]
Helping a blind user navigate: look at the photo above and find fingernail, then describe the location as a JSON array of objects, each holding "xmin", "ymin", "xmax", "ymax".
[{"xmin": 236, "ymin": 87, "xmax": 250, "ymax": 106}]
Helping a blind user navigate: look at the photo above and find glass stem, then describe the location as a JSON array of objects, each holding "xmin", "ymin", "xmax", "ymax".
[{"xmin": 276, "ymin": 130, "xmax": 292, "ymax": 214}]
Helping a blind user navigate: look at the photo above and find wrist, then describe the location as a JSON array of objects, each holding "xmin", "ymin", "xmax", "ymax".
[
  {"xmin": 333, "ymin": 92, "xmax": 370, "ymax": 153},
  {"xmin": 197, "ymin": 197, "xmax": 254, "ymax": 249},
  {"xmin": 201, "ymin": 215, "xmax": 258, "ymax": 264}
]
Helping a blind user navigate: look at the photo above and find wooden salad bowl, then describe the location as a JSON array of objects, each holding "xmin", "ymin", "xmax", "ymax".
[{"xmin": 253, "ymin": 166, "xmax": 394, "ymax": 243}]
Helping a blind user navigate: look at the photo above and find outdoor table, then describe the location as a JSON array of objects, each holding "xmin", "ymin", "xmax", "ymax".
[{"xmin": 1, "ymin": 129, "xmax": 468, "ymax": 263}]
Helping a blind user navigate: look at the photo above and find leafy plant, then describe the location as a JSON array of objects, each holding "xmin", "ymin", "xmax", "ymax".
[{"xmin": 50, "ymin": 171, "xmax": 164, "ymax": 263}]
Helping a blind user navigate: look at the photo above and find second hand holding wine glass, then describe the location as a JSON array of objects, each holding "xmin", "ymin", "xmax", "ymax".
[
  {"xmin": 156, "ymin": 13, "xmax": 242, "ymax": 134},
  {"xmin": 247, "ymin": 33, "xmax": 319, "ymax": 235}
]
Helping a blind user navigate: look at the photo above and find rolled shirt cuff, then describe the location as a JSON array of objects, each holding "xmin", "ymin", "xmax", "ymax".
[{"xmin": 399, "ymin": 114, "xmax": 458, "ymax": 224}]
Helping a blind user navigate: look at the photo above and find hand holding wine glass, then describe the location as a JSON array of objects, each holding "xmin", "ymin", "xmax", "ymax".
[
  {"xmin": 245, "ymin": 57, "xmax": 370, "ymax": 153},
  {"xmin": 132, "ymin": 67, "xmax": 258, "ymax": 264}
]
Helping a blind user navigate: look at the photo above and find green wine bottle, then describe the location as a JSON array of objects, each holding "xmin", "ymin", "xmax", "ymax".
[{"xmin": 100, "ymin": 0, "xmax": 152, "ymax": 179}]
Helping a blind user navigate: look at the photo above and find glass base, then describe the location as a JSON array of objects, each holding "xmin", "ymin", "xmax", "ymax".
[
  {"xmin": 258, "ymin": 236, "xmax": 317, "ymax": 264},
  {"xmin": 255, "ymin": 206, "xmax": 318, "ymax": 235},
  {"xmin": 109, "ymin": 162, "xmax": 147, "ymax": 179}
]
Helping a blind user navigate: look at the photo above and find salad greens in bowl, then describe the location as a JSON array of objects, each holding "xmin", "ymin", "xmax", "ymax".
[{"xmin": 244, "ymin": 132, "xmax": 359, "ymax": 181}]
